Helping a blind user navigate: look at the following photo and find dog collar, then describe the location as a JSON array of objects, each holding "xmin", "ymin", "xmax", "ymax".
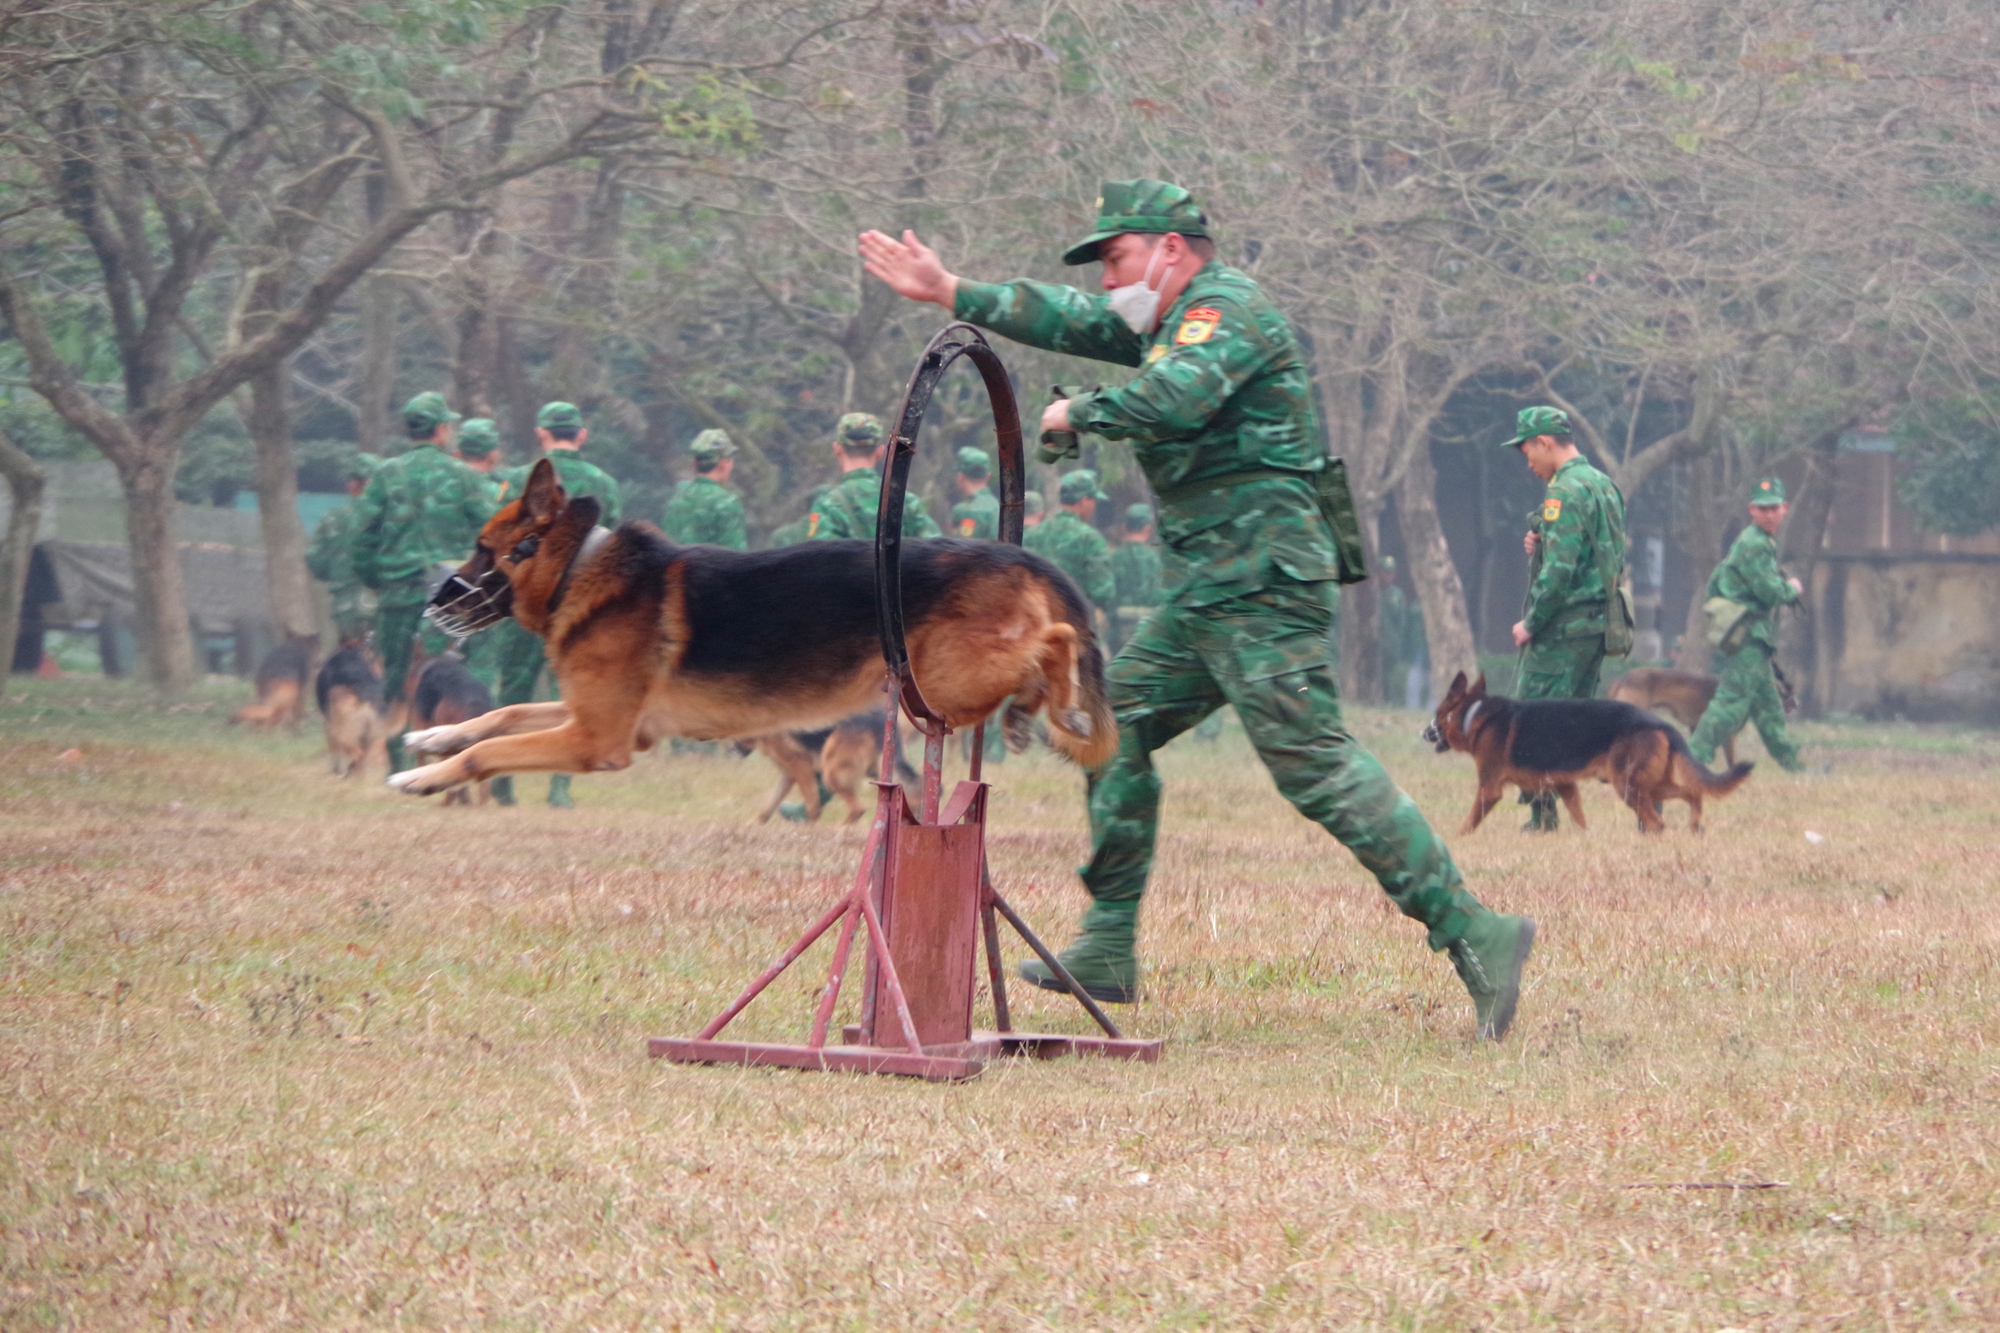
[
  {"xmin": 1462, "ymin": 700, "xmax": 1483, "ymax": 728},
  {"xmin": 548, "ymin": 526, "xmax": 612, "ymax": 616}
]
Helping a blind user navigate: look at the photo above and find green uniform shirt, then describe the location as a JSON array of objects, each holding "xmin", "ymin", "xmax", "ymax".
[
  {"xmin": 807, "ymin": 468, "xmax": 941, "ymax": 541},
  {"xmin": 949, "ymin": 486, "xmax": 1000, "ymax": 540},
  {"xmin": 1706, "ymin": 523, "xmax": 1798, "ymax": 651},
  {"xmin": 497, "ymin": 451, "xmax": 623, "ymax": 526},
  {"xmin": 305, "ymin": 500, "xmax": 364, "ymax": 595},
  {"xmin": 350, "ymin": 441, "xmax": 498, "ymax": 594},
  {"xmin": 662, "ymin": 474, "xmax": 747, "ymax": 549},
  {"xmin": 1024, "ymin": 510, "xmax": 1116, "ymax": 610},
  {"xmin": 1524, "ymin": 456, "xmax": 1627, "ymax": 641},
  {"xmin": 1110, "ymin": 539, "xmax": 1164, "ymax": 609},
  {"xmin": 955, "ymin": 261, "xmax": 1339, "ymax": 607}
]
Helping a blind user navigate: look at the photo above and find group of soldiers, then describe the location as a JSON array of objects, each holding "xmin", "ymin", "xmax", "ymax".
[{"xmin": 1502, "ymin": 403, "xmax": 1805, "ymax": 832}]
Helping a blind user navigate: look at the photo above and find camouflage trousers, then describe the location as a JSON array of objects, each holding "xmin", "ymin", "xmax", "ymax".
[
  {"xmin": 1514, "ymin": 633, "xmax": 1606, "ymax": 828},
  {"xmin": 1690, "ymin": 644, "xmax": 1801, "ymax": 772},
  {"xmin": 375, "ymin": 591, "xmax": 430, "ymax": 706},
  {"xmin": 1082, "ymin": 579, "xmax": 1488, "ymax": 951}
]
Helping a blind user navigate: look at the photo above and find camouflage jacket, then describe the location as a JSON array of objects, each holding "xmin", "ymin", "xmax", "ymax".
[
  {"xmin": 949, "ymin": 486, "xmax": 1000, "ymax": 540},
  {"xmin": 496, "ymin": 451, "xmax": 623, "ymax": 526},
  {"xmin": 1110, "ymin": 539, "xmax": 1164, "ymax": 609},
  {"xmin": 1024, "ymin": 510, "xmax": 1115, "ymax": 610},
  {"xmin": 662, "ymin": 475, "xmax": 747, "ymax": 549},
  {"xmin": 351, "ymin": 442, "xmax": 498, "ymax": 596},
  {"xmin": 1706, "ymin": 523, "xmax": 1797, "ymax": 651},
  {"xmin": 807, "ymin": 468, "xmax": 941, "ymax": 541},
  {"xmin": 956, "ymin": 261, "xmax": 1340, "ymax": 607},
  {"xmin": 768, "ymin": 485, "xmax": 831, "ymax": 548},
  {"xmin": 1524, "ymin": 456, "xmax": 1627, "ymax": 641},
  {"xmin": 305, "ymin": 500, "xmax": 364, "ymax": 594}
]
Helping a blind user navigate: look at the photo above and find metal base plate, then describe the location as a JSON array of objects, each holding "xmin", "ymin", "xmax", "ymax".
[{"xmin": 649, "ymin": 1030, "xmax": 1164, "ymax": 1083}]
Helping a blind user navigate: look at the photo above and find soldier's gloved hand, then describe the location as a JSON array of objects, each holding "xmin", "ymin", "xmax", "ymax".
[{"xmin": 1036, "ymin": 384, "xmax": 1089, "ymax": 465}]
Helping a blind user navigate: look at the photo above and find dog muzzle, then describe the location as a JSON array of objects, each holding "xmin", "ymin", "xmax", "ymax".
[
  {"xmin": 427, "ymin": 568, "xmax": 514, "ymax": 639},
  {"xmin": 1420, "ymin": 719, "xmax": 1449, "ymax": 753}
]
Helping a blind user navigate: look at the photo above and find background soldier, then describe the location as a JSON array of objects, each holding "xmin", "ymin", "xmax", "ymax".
[
  {"xmin": 948, "ymin": 446, "xmax": 1000, "ymax": 538},
  {"xmin": 446, "ymin": 419, "xmax": 507, "ymax": 691},
  {"xmin": 350, "ymin": 393, "xmax": 494, "ymax": 771},
  {"xmin": 1506, "ymin": 405, "xmax": 1628, "ymax": 831},
  {"xmin": 306, "ymin": 453, "xmax": 379, "ymax": 647},
  {"xmin": 767, "ymin": 484, "xmax": 830, "ymax": 548},
  {"xmin": 663, "ymin": 430, "xmax": 747, "ymax": 548},
  {"xmin": 1022, "ymin": 492, "xmax": 1045, "ymax": 530},
  {"xmin": 1109, "ymin": 501, "xmax": 1163, "ymax": 653},
  {"xmin": 807, "ymin": 412, "xmax": 942, "ymax": 540},
  {"xmin": 1025, "ymin": 469, "xmax": 1116, "ymax": 620},
  {"xmin": 1689, "ymin": 477, "xmax": 1806, "ymax": 772},
  {"xmin": 859, "ymin": 179, "xmax": 1535, "ymax": 1039},
  {"xmin": 488, "ymin": 401, "xmax": 623, "ymax": 808}
]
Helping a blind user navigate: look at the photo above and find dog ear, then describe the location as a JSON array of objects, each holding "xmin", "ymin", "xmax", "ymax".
[
  {"xmin": 1470, "ymin": 673, "xmax": 1487, "ymax": 698},
  {"xmin": 523, "ymin": 458, "xmax": 565, "ymax": 523},
  {"xmin": 1448, "ymin": 670, "xmax": 1467, "ymax": 696}
]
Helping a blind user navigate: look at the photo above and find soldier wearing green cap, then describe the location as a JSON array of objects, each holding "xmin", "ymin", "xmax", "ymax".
[
  {"xmin": 1026, "ymin": 470, "xmax": 1116, "ymax": 614},
  {"xmin": 306, "ymin": 453, "xmax": 381, "ymax": 645},
  {"xmin": 1108, "ymin": 501, "xmax": 1164, "ymax": 654},
  {"xmin": 663, "ymin": 429, "xmax": 747, "ymax": 549},
  {"xmin": 948, "ymin": 446, "xmax": 1000, "ymax": 539},
  {"xmin": 805, "ymin": 412, "xmax": 942, "ymax": 541},
  {"xmin": 486, "ymin": 401, "xmax": 623, "ymax": 807},
  {"xmin": 857, "ymin": 181, "xmax": 1536, "ymax": 1039},
  {"xmin": 1689, "ymin": 477, "xmax": 1805, "ymax": 772},
  {"xmin": 1503, "ymin": 405, "xmax": 1630, "ymax": 830},
  {"xmin": 352, "ymin": 395, "xmax": 497, "ymax": 767}
]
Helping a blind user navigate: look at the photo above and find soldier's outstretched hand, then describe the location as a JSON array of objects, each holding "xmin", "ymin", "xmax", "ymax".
[{"xmin": 859, "ymin": 229, "xmax": 958, "ymax": 309}]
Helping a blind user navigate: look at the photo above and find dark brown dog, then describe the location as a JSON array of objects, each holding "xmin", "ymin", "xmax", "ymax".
[
  {"xmin": 392, "ymin": 459, "xmax": 1115, "ymax": 798},
  {"xmin": 1607, "ymin": 665, "xmax": 1796, "ymax": 768},
  {"xmin": 1422, "ymin": 671, "xmax": 1753, "ymax": 833}
]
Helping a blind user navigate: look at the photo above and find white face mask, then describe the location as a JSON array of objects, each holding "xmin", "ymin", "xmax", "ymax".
[{"xmin": 1105, "ymin": 239, "xmax": 1170, "ymax": 335}]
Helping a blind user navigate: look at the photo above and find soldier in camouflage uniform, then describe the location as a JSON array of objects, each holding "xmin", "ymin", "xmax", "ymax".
[
  {"xmin": 305, "ymin": 453, "xmax": 380, "ymax": 645},
  {"xmin": 663, "ymin": 430, "xmax": 747, "ymax": 549},
  {"xmin": 351, "ymin": 393, "xmax": 496, "ymax": 771},
  {"xmin": 1025, "ymin": 469, "xmax": 1116, "ymax": 616},
  {"xmin": 1689, "ymin": 477, "xmax": 1805, "ymax": 772},
  {"xmin": 767, "ymin": 485, "xmax": 828, "ymax": 548},
  {"xmin": 859, "ymin": 180, "xmax": 1535, "ymax": 1038},
  {"xmin": 449, "ymin": 419, "xmax": 512, "ymax": 692},
  {"xmin": 1022, "ymin": 491, "xmax": 1044, "ymax": 530},
  {"xmin": 488, "ymin": 402, "xmax": 623, "ymax": 807},
  {"xmin": 1505, "ymin": 405, "xmax": 1629, "ymax": 831},
  {"xmin": 807, "ymin": 413, "xmax": 942, "ymax": 541},
  {"xmin": 1109, "ymin": 501, "xmax": 1164, "ymax": 654},
  {"xmin": 948, "ymin": 446, "xmax": 1000, "ymax": 539}
]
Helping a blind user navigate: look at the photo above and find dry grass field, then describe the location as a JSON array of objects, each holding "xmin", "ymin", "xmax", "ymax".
[{"xmin": 2, "ymin": 676, "xmax": 1997, "ymax": 1330}]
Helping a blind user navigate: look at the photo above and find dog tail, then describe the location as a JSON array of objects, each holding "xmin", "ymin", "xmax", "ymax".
[{"xmin": 1667, "ymin": 730, "xmax": 1754, "ymax": 794}]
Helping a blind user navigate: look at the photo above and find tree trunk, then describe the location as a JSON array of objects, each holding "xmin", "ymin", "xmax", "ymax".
[
  {"xmin": 247, "ymin": 363, "xmax": 317, "ymax": 639},
  {"xmin": 118, "ymin": 455, "xmax": 197, "ymax": 691},
  {"xmin": 1777, "ymin": 423, "xmax": 1846, "ymax": 716},
  {"xmin": 1672, "ymin": 454, "xmax": 1729, "ymax": 672},
  {"xmin": 356, "ymin": 274, "xmax": 397, "ymax": 450},
  {"xmin": 1339, "ymin": 511, "xmax": 1383, "ymax": 703},
  {"xmin": 0, "ymin": 427, "xmax": 47, "ymax": 679},
  {"xmin": 1395, "ymin": 438, "xmax": 1477, "ymax": 691}
]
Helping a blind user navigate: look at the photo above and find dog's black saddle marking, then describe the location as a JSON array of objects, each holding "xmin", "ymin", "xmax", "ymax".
[
  {"xmin": 1502, "ymin": 698, "xmax": 1679, "ymax": 771},
  {"xmin": 414, "ymin": 655, "xmax": 492, "ymax": 720},
  {"xmin": 316, "ymin": 647, "xmax": 383, "ymax": 715}
]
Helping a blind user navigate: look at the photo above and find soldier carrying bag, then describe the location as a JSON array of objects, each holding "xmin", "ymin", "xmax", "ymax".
[{"xmin": 1703, "ymin": 596, "xmax": 1753, "ymax": 654}]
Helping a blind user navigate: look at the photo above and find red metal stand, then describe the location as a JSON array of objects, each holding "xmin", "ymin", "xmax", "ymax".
[{"xmin": 649, "ymin": 326, "xmax": 1164, "ymax": 1081}]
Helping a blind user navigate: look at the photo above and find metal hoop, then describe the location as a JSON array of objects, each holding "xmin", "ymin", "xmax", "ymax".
[{"xmin": 873, "ymin": 323, "xmax": 1025, "ymax": 731}]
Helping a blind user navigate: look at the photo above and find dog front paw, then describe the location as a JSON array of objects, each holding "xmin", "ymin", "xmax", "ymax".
[
  {"xmin": 387, "ymin": 762, "xmax": 461, "ymax": 797},
  {"xmin": 404, "ymin": 724, "xmax": 469, "ymax": 756}
]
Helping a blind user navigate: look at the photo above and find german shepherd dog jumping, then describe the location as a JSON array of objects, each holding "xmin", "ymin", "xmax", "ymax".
[
  {"xmin": 391, "ymin": 459, "xmax": 1115, "ymax": 798},
  {"xmin": 1423, "ymin": 671, "xmax": 1754, "ymax": 833}
]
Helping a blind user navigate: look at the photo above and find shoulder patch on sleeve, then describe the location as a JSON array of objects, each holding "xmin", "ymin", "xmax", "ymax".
[
  {"xmin": 1542, "ymin": 497, "xmax": 1563, "ymax": 523},
  {"xmin": 1144, "ymin": 343, "xmax": 1169, "ymax": 364},
  {"xmin": 806, "ymin": 512, "xmax": 820, "ymax": 538},
  {"xmin": 1174, "ymin": 307, "xmax": 1223, "ymax": 345}
]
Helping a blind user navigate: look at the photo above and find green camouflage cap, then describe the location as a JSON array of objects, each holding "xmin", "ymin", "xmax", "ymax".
[
  {"xmin": 1023, "ymin": 492, "xmax": 1045, "ymax": 517},
  {"xmin": 836, "ymin": 412, "xmax": 884, "ymax": 447},
  {"xmin": 537, "ymin": 401, "xmax": 584, "ymax": 432},
  {"xmin": 1124, "ymin": 502, "xmax": 1154, "ymax": 530},
  {"xmin": 347, "ymin": 452, "xmax": 381, "ymax": 482},
  {"xmin": 1750, "ymin": 476, "xmax": 1787, "ymax": 506},
  {"xmin": 1502, "ymin": 405, "xmax": 1573, "ymax": 448},
  {"xmin": 456, "ymin": 418, "xmax": 501, "ymax": 458},
  {"xmin": 1063, "ymin": 179, "xmax": 1211, "ymax": 266},
  {"xmin": 1059, "ymin": 468, "xmax": 1110, "ymax": 505},
  {"xmin": 402, "ymin": 391, "xmax": 461, "ymax": 436},
  {"xmin": 955, "ymin": 446, "xmax": 992, "ymax": 479},
  {"xmin": 689, "ymin": 428, "xmax": 736, "ymax": 463}
]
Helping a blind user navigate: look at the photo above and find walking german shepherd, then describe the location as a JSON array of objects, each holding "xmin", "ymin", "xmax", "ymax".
[
  {"xmin": 315, "ymin": 645, "xmax": 386, "ymax": 779},
  {"xmin": 390, "ymin": 459, "xmax": 1114, "ymax": 798},
  {"xmin": 404, "ymin": 652, "xmax": 494, "ymax": 806},
  {"xmin": 1422, "ymin": 671, "xmax": 1754, "ymax": 833},
  {"xmin": 230, "ymin": 635, "xmax": 319, "ymax": 732},
  {"xmin": 750, "ymin": 712, "xmax": 915, "ymax": 825}
]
